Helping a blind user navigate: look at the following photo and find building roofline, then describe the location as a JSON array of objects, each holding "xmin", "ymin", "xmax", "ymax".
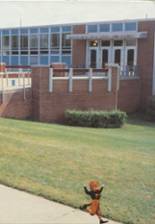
[{"xmin": 0, "ymin": 17, "xmax": 155, "ymax": 31}]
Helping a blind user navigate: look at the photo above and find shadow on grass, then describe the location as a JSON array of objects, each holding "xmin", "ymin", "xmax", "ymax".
[{"xmin": 127, "ymin": 113, "xmax": 155, "ymax": 129}]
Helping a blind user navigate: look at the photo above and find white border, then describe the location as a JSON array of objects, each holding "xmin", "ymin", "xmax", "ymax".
[{"xmin": 152, "ymin": 32, "xmax": 155, "ymax": 95}]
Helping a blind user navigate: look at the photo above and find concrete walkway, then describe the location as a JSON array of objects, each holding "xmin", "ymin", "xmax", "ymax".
[{"xmin": 0, "ymin": 184, "xmax": 121, "ymax": 224}]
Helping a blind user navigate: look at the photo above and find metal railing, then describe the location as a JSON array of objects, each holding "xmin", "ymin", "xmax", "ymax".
[{"xmin": 120, "ymin": 65, "xmax": 138, "ymax": 78}]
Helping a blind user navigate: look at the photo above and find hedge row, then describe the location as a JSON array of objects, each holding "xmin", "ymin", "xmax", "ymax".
[{"xmin": 65, "ymin": 110, "xmax": 127, "ymax": 128}]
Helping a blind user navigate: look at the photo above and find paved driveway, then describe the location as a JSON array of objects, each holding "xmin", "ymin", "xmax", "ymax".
[{"xmin": 0, "ymin": 184, "xmax": 121, "ymax": 224}]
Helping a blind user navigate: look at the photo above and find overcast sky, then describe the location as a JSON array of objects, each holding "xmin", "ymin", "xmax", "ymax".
[{"xmin": 0, "ymin": 0, "xmax": 155, "ymax": 28}]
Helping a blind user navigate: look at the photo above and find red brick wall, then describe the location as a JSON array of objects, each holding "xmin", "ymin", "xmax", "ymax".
[
  {"xmin": 72, "ymin": 25, "xmax": 86, "ymax": 68},
  {"xmin": 0, "ymin": 88, "xmax": 32, "ymax": 119},
  {"xmin": 138, "ymin": 20, "xmax": 155, "ymax": 107},
  {"xmin": 32, "ymin": 67, "xmax": 118, "ymax": 122},
  {"xmin": 118, "ymin": 79, "xmax": 141, "ymax": 112}
]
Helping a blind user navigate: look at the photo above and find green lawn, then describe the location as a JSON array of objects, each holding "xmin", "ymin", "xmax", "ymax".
[{"xmin": 0, "ymin": 117, "xmax": 154, "ymax": 224}]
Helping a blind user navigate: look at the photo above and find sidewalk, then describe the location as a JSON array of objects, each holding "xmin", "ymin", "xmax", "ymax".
[{"xmin": 0, "ymin": 184, "xmax": 121, "ymax": 224}]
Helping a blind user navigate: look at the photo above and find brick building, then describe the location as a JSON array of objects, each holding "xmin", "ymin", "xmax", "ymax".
[{"xmin": 0, "ymin": 1, "xmax": 155, "ymax": 122}]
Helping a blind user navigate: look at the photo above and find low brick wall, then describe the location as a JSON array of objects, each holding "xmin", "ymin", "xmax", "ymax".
[
  {"xmin": 0, "ymin": 67, "xmax": 141, "ymax": 123},
  {"xmin": 32, "ymin": 67, "xmax": 118, "ymax": 122},
  {"xmin": 118, "ymin": 78, "xmax": 141, "ymax": 113},
  {"xmin": 0, "ymin": 88, "xmax": 32, "ymax": 119}
]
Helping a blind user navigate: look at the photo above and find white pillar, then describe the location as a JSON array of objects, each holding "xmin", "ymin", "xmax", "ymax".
[
  {"xmin": 68, "ymin": 68, "xmax": 73, "ymax": 92},
  {"xmin": 108, "ymin": 67, "xmax": 112, "ymax": 92},
  {"xmin": 49, "ymin": 67, "xmax": 53, "ymax": 92},
  {"xmin": 88, "ymin": 68, "xmax": 93, "ymax": 92}
]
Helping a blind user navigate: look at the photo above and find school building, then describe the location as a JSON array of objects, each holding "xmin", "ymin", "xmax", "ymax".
[{"xmin": 0, "ymin": 18, "xmax": 155, "ymax": 121}]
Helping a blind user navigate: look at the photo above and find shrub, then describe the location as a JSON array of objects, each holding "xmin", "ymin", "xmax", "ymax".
[
  {"xmin": 146, "ymin": 96, "xmax": 155, "ymax": 121},
  {"xmin": 65, "ymin": 110, "xmax": 127, "ymax": 128}
]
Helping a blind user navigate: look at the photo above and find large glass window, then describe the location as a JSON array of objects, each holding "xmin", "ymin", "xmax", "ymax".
[
  {"xmin": 114, "ymin": 49, "xmax": 121, "ymax": 65},
  {"xmin": 40, "ymin": 34, "xmax": 48, "ymax": 49},
  {"xmin": 62, "ymin": 33, "xmax": 71, "ymax": 54},
  {"xmin": 30, "ymin": 35, "xmax": 38, "ymax": 49},
  {"xmin": 112, "ymin": 23, "xmax": 123, "ymax": 32},
  {"xmin": 114, "ymin": 40, "xmax": 123, "ymax": 46},
  {"xmin": 88, "ymin": 24, "xmax": 98, "ymax": 33},
  {"xmin": 2, "ymin": 36, "xmax": 10, "ymax": 50},
  {"xmin": 125, "ymin": 22, "xmax": 137, "ymax": 31},
  {"xmin": 99, "ymin": 24, "xmax": 110, "ymax": 32},
  {"xmin": 50, "ymin": 33, "xmax": 60, "ymax": 54},
  {"xmin": 127, "ymin": 49, "xmax": 134, "ymax": 66},
  {"xmin": 101, "ymin": 40, "xmax": 110, "ymax": 46},
  {"xmin": 11, "ymin": 35, "xmax": 18, "ymax": 50},
  {"xmin": 51, "ymin": 33, "xmax": 59, "ymax": 48},
  {"xmin": 21, "ymin": 35, "xmax": 28, "ymax": 49}
]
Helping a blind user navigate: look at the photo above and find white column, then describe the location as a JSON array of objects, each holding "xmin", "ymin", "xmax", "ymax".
[
  {"xmin": 88, "ymin": 68, "xmax": 93, "ymax": 92},
  {"xmin": 108, "ymin": 67, "xmax": 112, "ymax": 92},
  {"xmin": 68, "ymin": 68, "xmax": 73, "ymax": 92},
  {"xmin": 49, "ymin": 67, "xmax": 53, "ymax": 92}
]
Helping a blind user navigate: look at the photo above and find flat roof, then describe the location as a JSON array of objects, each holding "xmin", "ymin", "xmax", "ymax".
[{"xmin": 0, "ymin": 0, "xmax": 155, "ymax": 29}]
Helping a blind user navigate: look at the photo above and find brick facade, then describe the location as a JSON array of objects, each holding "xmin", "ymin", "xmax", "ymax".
[
  {"xmin": 138, "ymin": 20, "xmax": 155, "ymax": 107},
  {"xmin": 32, "ymin": 67, "xmax": 119, "ymax": 122},
  {"xmin": 31, "ymin": 67, "xmax": 141, "ymax": 122},
  {"xmin": 72, "ymin": 25, "xmax": 86, "ymax": 68},
  {"xmin": 0, "ymin": 67, "xmax": 141, "ymax": 122}
]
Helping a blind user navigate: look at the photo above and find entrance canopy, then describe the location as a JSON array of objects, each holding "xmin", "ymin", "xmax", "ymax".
[{"xmin": 67, "ymin": 31, "xmax": 147, "ymax": 40}]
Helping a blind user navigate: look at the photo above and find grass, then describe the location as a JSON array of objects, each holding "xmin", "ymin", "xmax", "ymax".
[{"xmin": 0, "ymin": 117, "xmax": 154, "ymax": 224}]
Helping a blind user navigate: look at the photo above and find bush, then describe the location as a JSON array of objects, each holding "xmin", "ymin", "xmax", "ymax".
[
  {"xmin": 146, "ymin": 96, "xmax": 155, "ymax": 121},
  {"xmin": 65, "ymin": 110, "xmax": 127, "ymax": 128}
]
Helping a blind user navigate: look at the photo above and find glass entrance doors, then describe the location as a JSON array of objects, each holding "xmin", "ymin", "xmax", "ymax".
[
  {"xmin": 87, "ymin": 40, "xmax": 137, "ymax": 71},
  {"xmin": 89, "ymin": 48, "xmax": 98, "ymax": 68},
  {"xmin": 101, "ymin": 48, "xmax": 110, "ymax": 67}
]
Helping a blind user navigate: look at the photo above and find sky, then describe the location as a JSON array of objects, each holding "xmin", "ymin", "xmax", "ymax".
[{"xmin": 0, "ymin": 0, "xmax": 155, "ymax": 28}]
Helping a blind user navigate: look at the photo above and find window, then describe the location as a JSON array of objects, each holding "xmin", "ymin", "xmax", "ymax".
[
  {"xmin": 40, "ymin": 27, "xmax": 48, "ymax": 33},
  {"xmin": 30, "ymin": 28, "xmax": 38, "ymax": 34},
  {"xmin": 2, "ymin": 36, "xmax": 10, "ymax": 50},
  {"xmin": 11, "ymin": 56, "xmax": 18, "ymax": 65},
  {"xmin": 62, "ymin": 33, "xmax": 71, "ymax": 49},
  {"xmin": 112, "ymin": 23, "xmax": 123, "ymax": 32},
  {"xmin": 87, "ymin": 24, "xmax": 97, "ymax": 33},
  {"xmin": 62, "ymin": 56, "xmax": 71, "ymax": 67},
  {"xmin": 114, "ymin": 40, "xmax": 123, "ymax": 46},
  {"xmin": 11, "ymin": 35, "xmax": 18, "ymax": 50},
  {"xmin": 51, "ymin": 26, "xmax": 60, "ymax": 33},
  {"xmin": 40, "ymin": 34, "xmax": 48, "ymax": 49},
  {"xmin": 51, "ymin": 33, "xmax": 60, "ymax": 48},
  {"xmin": 99, "ymin": 24, "xmax": 110, "ymax": 32},
  {"xmin": 62, "ymin": 26, "xmax": 71, "ymax": 32},
  {"xmin": 102, "ymin": 49, "xmax": 108, "ymax": 67},
  {"xmin": 11, "ymin": 29, "xmax": 18, "ymax": 35},
  {"xmin": 21, "ymin": 35, "xmax": 28, "ymax": 49},
  {"xmin": 40, "ymin": 56, "xmax": 48, "ymax": 65},
  {"xmin": 30, "ymin": 56, "xmax": 38, "ymax": 65},
  {"xmin": 21, "ymin": 56, "xmax": 28, "ymax": 65},
  {"xmin": 50, "ymin": 55, "xmax": 59, "ymax": 63},
  {"xmin": 114, "ymin": 49, "xmax": 121, "ymax": 65},
  {"xmin": 125, "ymin": 22, "xmax": 136, "ymax": 31},
  {"xmin": 30, "ymin": 35, "xmax": 38, "ymax": 49},
  {"xmin": 101, "ymin": 40, "xmax": 110, "ymax": 46},
  {"xmin": 127, "ymin": 49, "xmax": 134, "ymax": 66}
]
